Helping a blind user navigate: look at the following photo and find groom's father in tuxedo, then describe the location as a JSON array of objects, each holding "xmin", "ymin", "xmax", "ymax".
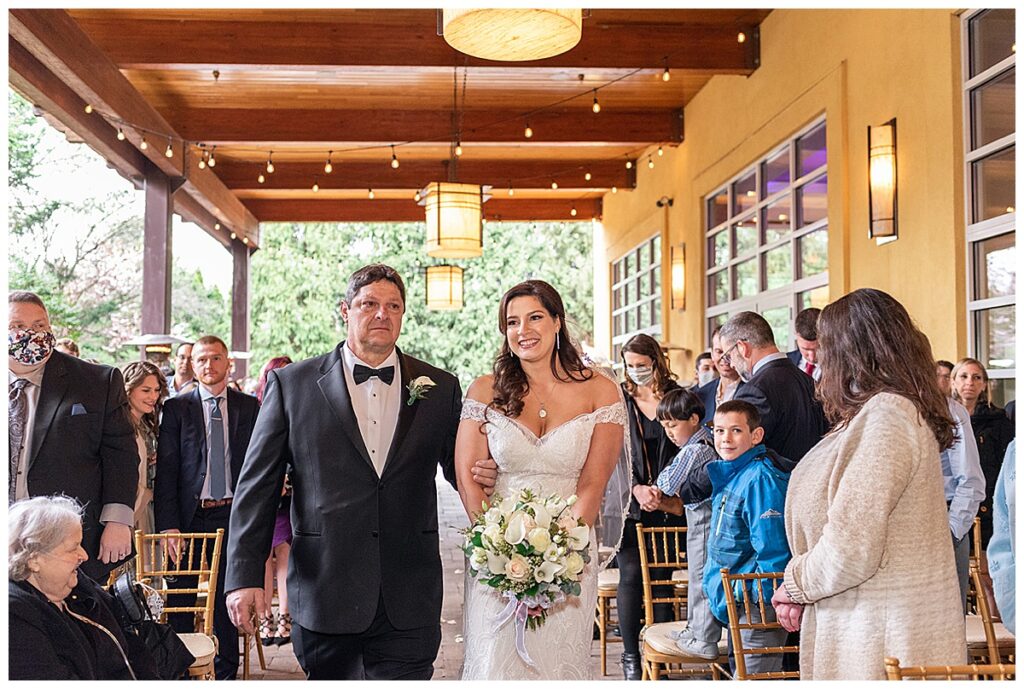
[
  {"xmin": 155, "ymin": 334, "xmax": 260, "ymax": 680},
  {"xmin": 225, "ymin": 264, "xmax": 462, "ymax": 680}
]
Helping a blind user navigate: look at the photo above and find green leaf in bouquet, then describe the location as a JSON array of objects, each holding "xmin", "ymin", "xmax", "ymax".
[
  {"xmin": 570, "ymin": 582, "xmax": 582, "ymax": 597},
  {"xmin": 486, "ymin": 575, "xmax": 505, "ymax": 587}
]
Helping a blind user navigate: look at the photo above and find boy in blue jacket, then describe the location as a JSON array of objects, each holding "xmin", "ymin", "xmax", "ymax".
[{"xmin": 703, "ymin": 399, "xmax": 795, "ymax": 676}]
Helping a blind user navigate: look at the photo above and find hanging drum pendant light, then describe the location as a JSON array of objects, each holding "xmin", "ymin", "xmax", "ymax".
[
  {"xmin": 420, "ymin": 182, "xmax": 487, "ymax": 258},
  {"xmin": 442, "ymin": 9, "xmax": 583, "ymax": 62},
  {"xmin": 425, "ymin": 265, "xmax": 464, "ymax": 311}
]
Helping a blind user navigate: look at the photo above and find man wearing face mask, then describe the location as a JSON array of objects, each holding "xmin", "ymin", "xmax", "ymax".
[
  {"xmin": 8, "ymin": 291, "xmax": 139, "ymax": 581},
  {"xmin": 718, "ymin": 311, "xmax": 827, "ymax": 466},
  {"xmin": 693, "ymin": 351, "xmax": 717, "ymax": 389}
]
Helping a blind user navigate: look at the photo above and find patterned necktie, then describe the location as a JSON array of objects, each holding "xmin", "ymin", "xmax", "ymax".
[
  {"xmin": 9, "ymin": 378, "xmax": 30, "ymax": 504},
  {"xmin": 208, "ymin": 396, "xmax": 227, "ymax": 500}
]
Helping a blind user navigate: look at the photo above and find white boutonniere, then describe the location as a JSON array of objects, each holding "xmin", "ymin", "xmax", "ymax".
[{"xmin": 407, "ymin": 376, "xmax": 436, "ymax": 405}]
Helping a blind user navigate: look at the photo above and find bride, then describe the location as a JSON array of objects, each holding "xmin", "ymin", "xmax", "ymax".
[{"xmin": 455, "ymin": 279, "xmax": 630, "ymax": 680}]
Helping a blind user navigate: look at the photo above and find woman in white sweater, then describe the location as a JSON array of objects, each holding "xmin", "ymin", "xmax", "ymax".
[{"xmin": 770, "ymin": 288, "xmax": 967, "ymax": 679}]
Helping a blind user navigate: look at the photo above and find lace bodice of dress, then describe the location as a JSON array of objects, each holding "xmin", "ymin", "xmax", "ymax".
[{"xmin": 460, "ymin": 398, "xmax": 626, "ymax": 500}]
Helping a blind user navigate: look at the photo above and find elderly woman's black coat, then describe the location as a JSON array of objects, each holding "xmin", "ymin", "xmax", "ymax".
[{"xmin": 8, "ymin": 572, "xmax": 158, "ymax": 679}]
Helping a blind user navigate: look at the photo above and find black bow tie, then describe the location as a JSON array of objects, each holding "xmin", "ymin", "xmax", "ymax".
[{"xmin": 353, "ymin": 364, "xmax": 395, "ymax": 385}]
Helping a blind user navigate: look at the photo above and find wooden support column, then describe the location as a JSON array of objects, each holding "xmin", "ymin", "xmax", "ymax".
[
  {"xmin": 142, "ymin": 163, "xmax": 173, "ymax": 335},
  {"xmin": 231, "ymin": 241, "xmax": 251, "ymax": 380}
]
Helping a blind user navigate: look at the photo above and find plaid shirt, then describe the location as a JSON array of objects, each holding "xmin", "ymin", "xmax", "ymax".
[{"xmin": 656, "ymin": 424, "xmax": 718, "ymax": 509}]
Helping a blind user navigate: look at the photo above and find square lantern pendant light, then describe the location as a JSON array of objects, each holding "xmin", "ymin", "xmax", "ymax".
[
  {"xmin": 425, "ymin": 265, "xmax": 464, "ymax": 311},
  {"xmin": 868, "ymin": 119, "xmax": 898, "ymax": 242},
  {"xmin": 420, "ymin": 182, "xmax": 489, "ymax": 258},
  {"xmin": 442, "ymin": 9, "xmax": 582, "ymax": 61}
]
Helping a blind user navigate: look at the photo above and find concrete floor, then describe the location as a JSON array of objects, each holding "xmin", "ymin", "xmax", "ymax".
[{"xmin": 244, "ymin": 471, "xmax": 623, "ymax": 680}]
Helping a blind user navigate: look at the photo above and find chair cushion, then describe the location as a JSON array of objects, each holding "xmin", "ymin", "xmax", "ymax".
[
  {"xmin": 643, "ymin": 621, "xmax": 727, "ymax": 659},
  {"xmin": 671, "ymin": 569, "xmax": 687, "ymax": 581},
  {"xmin": 965, "ymin": 615, "xmax": 1016, "ymax": 648},
  {"xmin": 598, "ymin": 569, "xmax": 620, "ymax": 590},
  {"xmin": 178, "ymin": 633, "xmax": 216, "ymax": 666}
]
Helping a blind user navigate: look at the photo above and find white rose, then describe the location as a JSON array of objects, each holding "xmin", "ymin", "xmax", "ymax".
[
  {"xmin": 527, "ymin": 527, "xmax": 551, "ymax": 552},
  {"xmin": 482, "ymin": 524, "xmax": 502, "ymax": 547},
  {"xmin": 565, "ymin": 551, "xmax": 585, "ymax": 576},
  {"xmin": 504, "ymin": 554, "xmax": 531, "ymax": 581},
  {"xmin": 483, "ymin": 507, "xmax": 503, "ymax": 525},
  {"xmin": 529, "ymin": 502, "xmax": 552, "ymax": 529},
  {"xmin": 534, "ymin": 560, "xmax": 563, "ymax": 584},
  {"xmin": 504, "ymin": 512, "xmax": 530, "ymax": 545},
  {"xmin": 568, "ymin": 525, "xmax": 590, "ymax": 549},
  {"xmin": 486, "ymin": 551, "xmax": 509, "ymax": 576}
]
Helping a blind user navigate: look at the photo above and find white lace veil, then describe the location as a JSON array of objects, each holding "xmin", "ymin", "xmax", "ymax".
[{"xmin": 590, "ymin": 365, "xmax": 633, "ymax": 571}]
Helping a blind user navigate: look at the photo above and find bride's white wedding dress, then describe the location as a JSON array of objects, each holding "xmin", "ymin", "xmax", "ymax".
[{"xmin": 459, "ymin": 397, "xmax": 627, "ymax": 680}]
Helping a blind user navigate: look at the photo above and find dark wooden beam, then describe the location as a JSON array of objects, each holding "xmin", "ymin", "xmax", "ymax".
[
  {"xmin": 171, "ymin": 107, "xmax": 683, "ymax": 146},
  {"xmin": 8, "ymin": 9, "xmax": 261, "ymax": 246},
  {"xmin": 142, "ymin": 163, "xmax": 173, "ymax": 335},
  {"xmin": 230, "ymin": 243, "xmax": 250, "ymax": 379},
  {"xmin": 243, "ymin": 198, "xmax": 602, "ymax": 223},
  {"xmin": 213, "ymin": 159, "xmax": 634, "ymax": 190},
  {"xmin": 70, "ymin": 12, "xmax": 760, "ymax": 72}
]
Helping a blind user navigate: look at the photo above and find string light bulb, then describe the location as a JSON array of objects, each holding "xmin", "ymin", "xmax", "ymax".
[
  {"xmin": 230, "ymin": 231, "xmax": 237, "ymax": 240},
  {"xmin": 455, "ymin": 140, "xmax": 463, "ymax": 157},
  {"xmin": 116, "ymin": 128, "xmax": 125, "ymax": 141},
  {"xmin": 625, "ymin": 159, "xmax": 633, "ymax": 169},
  {"xmin": 390, "ymin": 145, "xmax": 400, "ymax": 169},
  {"xmin": 612, "ymin": 186, "xmax": 618, "ymax": 194},
  {"xmin": 215, "ymin": 222, "xmax": 221, "ymax": 230},
  {"xmin": 414, "ymin": 191, "xmax": 421, "ymax": 202},
  {"xmin": 584, "ymin": 171, "xmax": 592, "ymax": 181},
  {"xmin": 658, "ymin": 146, "xmax": 664, "ymax": 157},
  {"xmin": 368, "ymin": 188, "xmax": 375, "ymax": 199},
  {"xmin": 312, "ymin": 180, "xmax": 319, "ymax": 192},
  {"xmin": 662, "ymin": 64, "xmax": 671, "ymax": 82},
  {"xmin": 266, "ymin": 152, "xmax": 274, "ymax": 174},
  {"xmin": 524, "ymin": 123, "xmax": 533, "ymax": 139},
  {"xmin": 570, "ymin": 206, "xmax": 578, "ymax": 217},
  {"xmin": 198, "ymin": 152, "xmax": 206, "ymax": 169},
  {"xmin": 648, "ymin": 156, "xmax": 655, "ymax": 169},
  {"xmin": 243, "ymin": 237, "xmax": 250, "ymax": 245},
  {"xmin": 324, "ymin": 151, "xmax": 333, "ymax": 174},
  {"xmin": 551, "ymin": 180, "xmax": 559, "ymax": 190},
  {"xmin": 84, "ymin": 104, "xmax": 93, "ymax": 114},
  {"xmin": 737, "ymin": 32, "xmax": 747, "ymax": 43},
  {"xmin": 508, "ymin": 183, "xmax": 515, "ymax": 197},
  {"xmin": 164, "ymin": 140, "xmax": 174, "ymax": 158},
  {"xmin": 140, "ymin": 136, "xmax": 148, "ymax": 150},
  {"xmin": 592, "ymin": 90, "xmax": 601, "ymax": 114},
  {"xmin": 258, "ymin": 173, "xmax": 266, "ymax": 184},
  {"xmin": 207, "ymin": 147, "xmax": 216, "ymax": 167}
]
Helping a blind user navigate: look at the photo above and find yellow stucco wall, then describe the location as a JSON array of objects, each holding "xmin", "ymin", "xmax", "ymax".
[{"xmin": 597, "ymin": 9, "xmax": 968, "ymax": 373}]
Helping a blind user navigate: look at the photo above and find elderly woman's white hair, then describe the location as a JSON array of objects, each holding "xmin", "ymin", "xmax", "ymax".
[{"xmin": 9, "ymin": 495, "xmax": 84, "ymax": 582}]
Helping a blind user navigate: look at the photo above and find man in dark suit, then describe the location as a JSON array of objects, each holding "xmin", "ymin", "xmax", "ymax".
[
  {"xmin": 224, "ymin": 264, "xmax": 462, "ymax": 680},
  {"xmin": 155, "ymin": 334, "xmax": 259, "ymax": 680},
  {"xmin": 8, "ymin": 291, "xmax": 138, "ymax": 581},
  {"xmin": 719, "ymin": 311, "xmax": 827, "ymax": 464},
  {"xmin": 695, "ymin": 325, "xmax": 743, "ymax": 426},
  {"xmin": 786, "ymin": 307, "xmax": 821, "ymax": 383}
]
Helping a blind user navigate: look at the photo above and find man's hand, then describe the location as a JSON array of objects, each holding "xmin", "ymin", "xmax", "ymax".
[
  {"xmin": 98, "ymin": 522, "xmax": 132, "ymax": 564},
  {"xmin": 471, "ymin": 457, "xmax": 498, "ymax": 496},
  {"xmin": 227, "ymin": 588, "xmax": 267, "ymax": 635},
  {"xmin": 770, "ymin": 584, "xmax": 803, "ymax": 632},
  {"xmin": 632, "ymin": 484, "xmax": 661, "ymax": 511},
  {"xmin": 161, "ymin": 528, "xmax": 184, "ymax": 564}
]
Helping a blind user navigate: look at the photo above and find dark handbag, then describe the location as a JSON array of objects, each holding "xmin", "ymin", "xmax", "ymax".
[{"xmin": 109, "ymin": 570, "xmax": 195, "ymax": 680}]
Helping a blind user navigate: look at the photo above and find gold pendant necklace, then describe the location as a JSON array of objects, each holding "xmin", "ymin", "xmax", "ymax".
[{"xmin": 534, "ymin": 379, "xmax": 558, "ymax": 420}]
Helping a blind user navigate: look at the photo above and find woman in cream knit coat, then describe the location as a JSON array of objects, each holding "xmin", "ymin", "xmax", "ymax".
[{"xmin": 770, "ymin": 289, "xmax": 967, "ymax": 679}]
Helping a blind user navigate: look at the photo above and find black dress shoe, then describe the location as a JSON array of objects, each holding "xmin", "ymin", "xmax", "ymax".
[{"xmin": 621, "ymin": 652, "xmax": 642, "ymax": 681}]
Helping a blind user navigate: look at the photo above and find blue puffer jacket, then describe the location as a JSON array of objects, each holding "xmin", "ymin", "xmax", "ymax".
[{"xmin": 701, "ymin": 444, "xmax": 795, "ymax": 624}]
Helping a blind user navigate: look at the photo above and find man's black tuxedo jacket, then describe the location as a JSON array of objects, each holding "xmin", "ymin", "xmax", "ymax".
[
  {"xmin": 24, "ymin": 351, "xmax": 139, "ymax": 580},
  {"xmin": 224, "ymin": 343, "xmax": 461, "ymax": 635},
  {"xmin": 734, "ymin": 357, "xmax": 828, "ymax": 463},
  {"xmin": 154, "ymin": 387, "xmax": 260, "ymax": 532}
]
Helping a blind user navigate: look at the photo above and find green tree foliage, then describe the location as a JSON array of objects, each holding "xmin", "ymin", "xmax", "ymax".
[{"xmin": 251, "ymin": 220, "xmax": 593, "ymax": 388}]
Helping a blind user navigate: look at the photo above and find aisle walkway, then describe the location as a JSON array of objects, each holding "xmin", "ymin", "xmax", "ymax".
[{"xmin": 247, "ymin": 470, "xmax": 620, "ymax": 680}]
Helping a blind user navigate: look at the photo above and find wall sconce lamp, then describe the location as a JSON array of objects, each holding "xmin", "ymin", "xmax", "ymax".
[
  {"xmin": 868, "ymin": 119, "xmax": 898, "ymax": 243},
  {"xmin": 670, "ymin": 243, "xmax": 686, "ymax": 310}
]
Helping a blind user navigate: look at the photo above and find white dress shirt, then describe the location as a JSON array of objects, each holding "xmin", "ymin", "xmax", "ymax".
[
  {"xmin": 342, "ymin": 344, "xmax": 401, "ymax": 477},
  {"xmin": 197, "ymin": 384, "xmax": 233, "ymax": 500},
  {"xmin": 751, "ymin": 351, "xmax": 789, "ymax": 377},
  {"xmin": 796, "ymin": 355, "xmax": 823, "ymax": 382},
  {"xmin": 942, "ymin": 397, "xmax": 986, "ymax": 539}
]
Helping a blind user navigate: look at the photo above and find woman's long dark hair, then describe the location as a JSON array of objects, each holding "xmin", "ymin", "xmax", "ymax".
[
  {"xmin": 491, "ymin": 280, "xmax": 591, "ymax": 418},
  {"xmin": 816, "ymin": 288, "xmax": 955, "ymax": 450},
  {"xmin": 620, "ymin": 333, "xmax": 677, "ymax": 399},
  {"xmin": 122, "ymin": 360, "xmax": 168, "ymax": 440}
]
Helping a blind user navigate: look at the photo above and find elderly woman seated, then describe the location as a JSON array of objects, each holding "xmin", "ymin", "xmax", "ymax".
[{"xmin": 8, "ymin": 495, "xmax": 157, "ymax": 679}]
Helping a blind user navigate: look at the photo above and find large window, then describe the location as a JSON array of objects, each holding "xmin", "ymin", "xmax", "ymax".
[
  {"xmin": 704, "ymin": 119, "xmax": 829, "ymax": 350},
  {"xmin": 611, "ymin": 234, "xmax": 662, "ymax": 363},
  {"xmin": 962, "ymin": 9, "xmax": 1015, "ymax": 406}
]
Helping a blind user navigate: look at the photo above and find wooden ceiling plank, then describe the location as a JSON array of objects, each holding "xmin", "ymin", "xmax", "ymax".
[
  {"xmin": 69, "ymin": 13, "xmax": 760, "ymax": 72},
  {"xmin": 171, "ymin": 107, "xmax": 683, "ymax": 145},
  {"xmin": 8, "ymin": 9, "xmax": 260, "ymax": 244},
  {"xmin": 243, "ymin": 198, "xmax": 602, "ymax": 223},
  {"xmin": 211, "ymin": 159, "xmax": 633, "ymax": 190}
]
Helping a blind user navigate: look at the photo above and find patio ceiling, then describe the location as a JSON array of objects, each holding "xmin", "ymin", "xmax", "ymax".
[{"xmin": 9, "ymin": 8, "xmax": 771, "ymax": 247}]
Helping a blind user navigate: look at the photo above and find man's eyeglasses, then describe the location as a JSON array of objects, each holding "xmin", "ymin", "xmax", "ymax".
[{"xmin": 720, "ymin": 340, "xmax": 745, "ymax": 368}]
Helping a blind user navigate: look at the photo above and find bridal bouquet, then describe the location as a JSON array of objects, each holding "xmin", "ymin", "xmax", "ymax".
[{"xmin": 461, "ymin": 489, "xmax": 591, "ymax": 633}]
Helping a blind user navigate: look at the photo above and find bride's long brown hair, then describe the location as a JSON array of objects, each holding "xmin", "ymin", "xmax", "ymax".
[{"xmin": 491, "ymin": 280, "xmax": 592, "ymax": 418}]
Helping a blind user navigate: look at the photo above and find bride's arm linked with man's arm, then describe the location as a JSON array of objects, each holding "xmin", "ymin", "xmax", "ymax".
[{"xmin": 455, "ymin": 376, "xmax": 498, "ymax": 519}]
